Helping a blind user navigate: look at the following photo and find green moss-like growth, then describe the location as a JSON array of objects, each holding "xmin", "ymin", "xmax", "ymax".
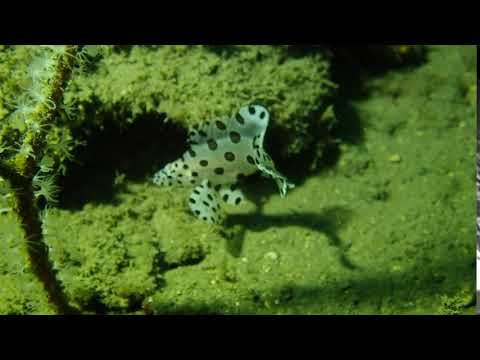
[
  {"xmin": 438, "ymin": 284, "xmax": 476, "ymax": 315},
  {"xmin": 65, "ymin": 45, "xmax": 336, "ymax": 159},
  {"xmin": 42, "ymin": 182, "xmax": 223, "ymax": 313}
]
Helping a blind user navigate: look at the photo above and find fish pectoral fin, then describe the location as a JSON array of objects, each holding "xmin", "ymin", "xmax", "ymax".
[
  {"xmin": 257, "ymin": 162, "xmax": 294, "ymax": 198},
  {"xmin": 218, "ymin": 184, "xmax": 245, "ymax": 206},
  {"xmin": 275, "ymin": 177, "xmax": 295, "ymax": 198},
  {"xmin": 188, "ymin": 180, "xmax": 222, "ymax": 224}
]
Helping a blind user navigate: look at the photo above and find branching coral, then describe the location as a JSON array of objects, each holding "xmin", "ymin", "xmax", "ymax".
[
  {"xmin": 33, "ymin": 173, "xmax": 60, "ymax": 204},
  {"xmin": 0, "ymin": 176, "xmax": 12, "ymax": 213},
  {"xmin": 48, "ymin": 128, "xmax": 75, "ymax": 162},
  {"xmin": 27, "ymin": 86, "xmax": 57, "ymax": 110},
  {"xmin": 10, "ymin": 97, "xmax": 37, "ymax": 121},
  {"xmin": 0, "ymin": 45, "xmax": 82, "ymax": 314},
  {"xmin": 16, "ymin": 142, "xmax": 35, "ymax": 160}
]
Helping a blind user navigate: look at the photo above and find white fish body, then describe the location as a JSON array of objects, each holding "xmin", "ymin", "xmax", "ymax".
[{"xmin": 153, "ymin": 105, "xmax": 294, "ymax": 224}]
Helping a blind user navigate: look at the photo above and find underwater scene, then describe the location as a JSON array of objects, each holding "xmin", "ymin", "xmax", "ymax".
[{"xmin": 0, "ymin": 45, "xmax": 476, "ymax": 315}]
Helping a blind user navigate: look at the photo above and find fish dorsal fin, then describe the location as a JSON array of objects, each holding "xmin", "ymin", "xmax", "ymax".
[
  {"xmin": 188, "ymin": 180, "xmax": 222, "ymax": 224},
  {"xmin": 187, "ymin": 105, "xmax": 270, "ymax": 148}
]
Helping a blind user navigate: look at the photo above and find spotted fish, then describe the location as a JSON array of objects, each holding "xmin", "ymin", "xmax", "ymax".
[{"xmin": 153, "ymin": 105, "xmax": 294, "ymax": 224}]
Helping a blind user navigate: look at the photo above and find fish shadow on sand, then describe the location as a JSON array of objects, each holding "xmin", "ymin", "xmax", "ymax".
[
  {"xmin": 223, "ymin": 200, "xmax": 357, "ymax": 271},
  {"xmin": 149, "ymin": 237, "xmax": 475, "ymax": 314}
]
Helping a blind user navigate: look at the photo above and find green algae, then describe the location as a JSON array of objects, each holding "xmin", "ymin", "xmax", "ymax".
[
  {"xmin": 0, "ymin": 45, "xmax": 476, "ymax": 314},
  {"xmin": 63, "ymin": 45, "xmax": 335, "ymax": 158}
]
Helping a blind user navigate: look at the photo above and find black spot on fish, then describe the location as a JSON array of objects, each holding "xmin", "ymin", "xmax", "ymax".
[
  {"xmin": 214, "ymin": 184, "xmax": 221, "ymax": 191},
  {"xmin": 212, "ymin": 207, "xmax": 217, "ymax": 213},
  {"xmin": 207, "ymin": 194, "xmax": 213, "ymax": 201},
  {"xmin": 178, "ymin": 174, "xmax": 183, "ymax": 177},
  {"xmin": 199, "ymin": 130, "xmax": 207, "ymax": 137},
  {"xmin": 192, "ymin": 171, "xmax": 198, "ymax": 177},
  {"xmin": 177, "ymin": 180, "xmax": 182, "ymax": 184},
  {"xmin": 207, "ymin": 139, "xmax": 218, "ymax": 150},
  {"xmin": 194, "ymin": 190, "xmax": 200, "ymax": 195},
  {"xmin": 248, "ymin": 106, "xmax": 255, "ymax": 115},
  {"xmin": 230, "ymin": 184, "xmax": 237, "ymax": 191},
  {"xmin": 229, "ymin": 131, "xmax": 241, "ymax": 143},
  {"xmin": 224, "ymin": 152, "xmax": 235, "ymax": 162},
  {"xmin": 246, "ymin": 155, "xmax": 255, "ymax": 165},
  {"xmin": 191, "ymin": 180, "xmax": 196, "ymax": 184},
  {"xmin": 216, "ymin": 120, "xmax": 227, "ymax": 130},
  {"xmin": 235, "ymin": 113, "xmax": 245, "ymax": 125},
  {"xmin": 183, "ymin": 164, "xmax": 189, "ymax": 169},
  {"xmin": 214, "ymin": 167, "xmax": 224, "ymax": 175},
  {"xmin": 202, "ymin": 216, "xmax": 208, "ymax": 221},
  {"xmin": 223, "ymin": 194, "xmax": 229, "ymax": 202},
  {"xmin": 202, "ymin": 201, "xmax": 209, "ymax": 207},
  {"xmin": 235, "ymin": 197, "xmax": 242, "ymax": 205},
  {"xmin": 260, "ymin": 111, "xmax": 266, "ymax": 119},
  {"xmin": 206, "ymin": 181, "xmax": 212, "ymax": 188},
  {"xmin": 200, "ymin": 160, "xmax": 208, "ymax": 167},
  {"xmin": 195, "ymin": 210, "xmax": 200, "ymax": 215},
  {"xmin": 189, "ymin": 198, "xmax": 196, "ymax": 204},
  {"xmin": 188, "ymin": 149, "xmax": 196, "ymax": 157}
]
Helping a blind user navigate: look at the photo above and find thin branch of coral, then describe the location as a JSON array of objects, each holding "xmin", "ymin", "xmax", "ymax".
[{"xmin": 0, "ymin": 45, "xmax": 82, "ymax": 314}]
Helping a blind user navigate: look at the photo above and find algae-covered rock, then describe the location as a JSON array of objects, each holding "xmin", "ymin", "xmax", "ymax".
[
  {"xmin": 37, "ymin": 181, "xmax": 227, "ymax": 313},
  {"xmin": 41, "ymin": 183, "xmax": 163, "ymax": 312},
  {"xmin": 152, "ymin": 207, "xmax": 213, "ymax": 267},
  {"xmin": 64, "ymin": 45, "xmax": 336, "ymax": 159},
  {"xmin": 1, "ymin": 45, "xmax": 337, "ymax": 182}
]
